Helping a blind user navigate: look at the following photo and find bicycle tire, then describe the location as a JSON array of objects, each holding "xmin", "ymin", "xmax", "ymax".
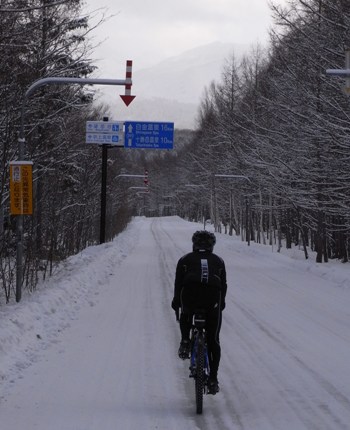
[{"xmin": 195, "ymin": 333, "xmax": 205, "ymax": 414}]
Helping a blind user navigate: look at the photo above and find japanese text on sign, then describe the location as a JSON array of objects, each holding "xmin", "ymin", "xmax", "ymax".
[{"xmin": 10, "ymin": 162, "xmax": 33, "ymax": 215}]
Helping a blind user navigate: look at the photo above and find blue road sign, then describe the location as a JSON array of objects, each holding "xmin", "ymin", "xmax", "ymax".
[{"xmin": 124, "ymin": 121, "xmax": 174, "ymax": 149}]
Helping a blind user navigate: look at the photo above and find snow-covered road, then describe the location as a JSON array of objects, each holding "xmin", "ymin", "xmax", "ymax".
[{"xmin": 1, "ymin": 216, "xmax": 350, "ymax": 429}]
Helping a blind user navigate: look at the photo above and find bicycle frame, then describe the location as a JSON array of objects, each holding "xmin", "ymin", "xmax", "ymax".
[{"xmin": 190, "ymin": 320, "xmax": 209, "ymax": 376}]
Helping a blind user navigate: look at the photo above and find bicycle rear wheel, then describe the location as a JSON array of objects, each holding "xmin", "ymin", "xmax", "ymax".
[{"xmin": 195, "ymin": 335, "xmax": 205, "ymax": 414}]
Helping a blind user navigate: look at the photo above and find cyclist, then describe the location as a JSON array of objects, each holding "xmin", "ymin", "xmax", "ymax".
[{"xmin": 171, "ymin": 230, "xmax": 227, "ymax": 394}]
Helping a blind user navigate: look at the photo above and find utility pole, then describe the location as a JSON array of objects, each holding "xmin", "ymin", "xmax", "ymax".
[
  {"xmin": 99, "ymin": 116, "xmax": 109, "ymax": 244},
  {"xmin": 14, "ymin": 70, "xmax": 134, "ymax": 302}
]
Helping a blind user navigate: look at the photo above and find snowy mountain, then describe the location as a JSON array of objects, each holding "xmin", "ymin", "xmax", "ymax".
[
  {"xmin": 98, "ymin": 42, "xmax": 249, "ymax": 129},
  {"xmin": 133, "ymin": 41, "xmax": 247, "ymax": 104}
]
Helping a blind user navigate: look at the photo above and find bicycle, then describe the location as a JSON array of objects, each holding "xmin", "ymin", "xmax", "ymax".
[
  {"xmin": 176, "ymin": 309, "xmax": 210, "ymax": 414},
  {"xmin": 190, "ymin": 310, "xmax": 210, "ymax": 414}
]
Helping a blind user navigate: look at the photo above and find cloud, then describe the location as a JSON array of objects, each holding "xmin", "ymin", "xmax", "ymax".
[
  {"xmin": 85, "ymin": 0, "xmax": 287, "ymax": 75},
  {"xmin": 115, "ymin": 0, "xmax": 268, "ymax": 24}
]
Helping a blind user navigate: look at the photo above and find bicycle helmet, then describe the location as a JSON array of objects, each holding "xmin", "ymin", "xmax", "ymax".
[{"xmin": 192, "ymin": 230, "xmax": 216, "ymax": 252}]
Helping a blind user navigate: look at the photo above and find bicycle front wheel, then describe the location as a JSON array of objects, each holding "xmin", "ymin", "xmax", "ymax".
[{"xmin": 195, "ymin": 336, "xmax": 205, "ymax": 414}]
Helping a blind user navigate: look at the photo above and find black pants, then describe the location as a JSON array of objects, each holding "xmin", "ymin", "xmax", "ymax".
[{"xmin": 180, "ymin": 286, "xmax": 223, "ymax": 380}]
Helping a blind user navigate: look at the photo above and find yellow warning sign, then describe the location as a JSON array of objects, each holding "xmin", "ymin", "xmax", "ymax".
[{"xmin": 10, "ymin": 161, "xmax": 33, "ymax": 215}]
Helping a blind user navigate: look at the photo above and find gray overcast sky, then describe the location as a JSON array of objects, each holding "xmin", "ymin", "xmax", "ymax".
[{"xmin": 83, "ymin": 0, "xmax": 288, "ymax": 78}]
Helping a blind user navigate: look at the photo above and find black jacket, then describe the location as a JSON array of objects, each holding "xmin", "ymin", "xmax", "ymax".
[{"xmin": 173, "ymin": 250, "xmax": 227, "ymax": 310}]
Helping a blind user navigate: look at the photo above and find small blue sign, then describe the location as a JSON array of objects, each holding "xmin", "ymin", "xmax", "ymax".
[
  {"xmin": 86, "ymin": 121, "xmax": 123, "ymax": 133},
  {"xmin": 86, "ymin": 133, "xmax": 123, "ymax": 145},
  {"xmin": 124, "ymin": 121, "xmax": 174, "ymax": 149}
]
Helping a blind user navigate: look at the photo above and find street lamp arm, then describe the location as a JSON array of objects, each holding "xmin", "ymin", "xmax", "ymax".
[
  {"xmin": 20, "ymin": 76, "xmax": 131, "ymax": 146},
  {"xmin": 25, "ymin": 77, "xmax": 130, "ymax": 99},
  {"xmin": 326, "ymin": 69, "xmax": 350, "ymax": 76}
]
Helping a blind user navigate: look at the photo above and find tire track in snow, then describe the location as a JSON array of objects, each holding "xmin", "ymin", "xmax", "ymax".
[{"xmin": 227, "ymin": 298, "xmax": 350, "ymax": 429}]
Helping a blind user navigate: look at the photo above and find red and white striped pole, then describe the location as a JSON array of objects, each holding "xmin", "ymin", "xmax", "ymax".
[{"xmin": 120, "ymin": 60, "xmax": 136, "ymax": 106}]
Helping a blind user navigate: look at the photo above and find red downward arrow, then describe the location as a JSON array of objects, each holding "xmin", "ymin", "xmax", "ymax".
[
  {"xmin": 120, "ymin": 94, "xmax": 136, "ymax": 106},
  {"xmin": 121, "ymin": 60, "xmax": 136, "ymax": 106}
]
